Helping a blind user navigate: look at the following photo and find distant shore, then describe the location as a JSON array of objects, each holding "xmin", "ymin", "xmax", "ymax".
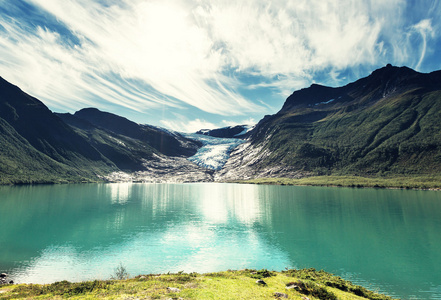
[
  {"xmin": 2, "ymin": 174, "xmax": 441, "ymax": 190},
  {"xmin": 234, "ymin": 175, "xmax": 441, "ymax": 190}
]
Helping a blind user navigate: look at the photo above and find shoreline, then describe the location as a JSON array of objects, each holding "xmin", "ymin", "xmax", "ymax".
[
  {"xmin": 0, "ymin": 269, "xmax": 395, "ymax": 300},
  {"xmin": 2, "ymin": 174, "xmax": 441, "ymax": 191},
  {"xmin": 233, "ymin": 175, "xmax": 441, "ymax": 191}
]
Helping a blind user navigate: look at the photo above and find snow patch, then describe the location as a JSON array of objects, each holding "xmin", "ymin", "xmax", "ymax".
[
  {"xmin": 315, "ymin": 99, "xmax": 335, "ymax": 106},
  {"xmin": 234, "ymin": 125, "xmax": 254, "ymax": 137}
]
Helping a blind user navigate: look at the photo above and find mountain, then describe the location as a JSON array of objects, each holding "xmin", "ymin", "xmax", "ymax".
[
  {"xmin": 218, "ymin": 64, "xmax": 441, "ymax": 180},
  {"xmin": 0, "ymin": 76, "xmax": 202, "ymax": 184},
  {"xmin": 0, "ymin": 76, "xmax": 120, "ymax": 184},
  {"xmin": 72, "ymin": 108, "xmax": 200, "ymax": 157},
  {"xmin": 57, "ymin": 108, "xmax": 201, "ymax": 172},
  {"xmin": 196, "ymin": 125, "xmax": 252, "ymax": 139},
  {"xmin": 3, "ymin": 64, "xmax": 441, "ymax": 184}
]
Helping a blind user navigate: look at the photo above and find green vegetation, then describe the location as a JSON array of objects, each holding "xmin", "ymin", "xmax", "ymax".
[
  {"xmin": 0, "ymin": 118, "xmax": 113, "ymax": 185},
  {"xmin": 0, "ymin": 269, "xmax": 394, "ymax": 299},
  {"xmin": 0, "ymin": 77, "xmax": 200, "ymax": 185},
  {"xmin": 111, "ymin": 263, "xmax": 130, "ymax": 280},
  {"xmin": 283, "ymin": 269, "xmax": 391, "ymax": 300},
  {"xmin": 246, "ymin": 67, "xmax": 441, "ymax": 179},
  {"xmin": 238, "ymin": 175, "xmax": 441, "ymax": 189}
]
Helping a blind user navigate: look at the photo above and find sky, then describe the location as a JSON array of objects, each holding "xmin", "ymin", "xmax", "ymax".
[{"xmin": 0, "ymin": 0, "xmax": 441, "ymax": 132}]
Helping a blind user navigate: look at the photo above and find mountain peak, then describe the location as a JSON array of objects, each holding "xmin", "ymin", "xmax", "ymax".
[
  {"xmin": 280, "ymin": 65, "xmax": 437, "ymax": 113},
  {"xmin": 368, "ymin": 64, "xmax": 417, "ymax": 80}
]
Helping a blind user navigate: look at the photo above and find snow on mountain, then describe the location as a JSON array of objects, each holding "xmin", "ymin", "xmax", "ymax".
[
  {"xmin": 234, "ymin": 125, "xmax": 254, "ymax": 137},
  {"xmin": 182, "ymin": 133, "xmax": 245, "ymax": 170}
]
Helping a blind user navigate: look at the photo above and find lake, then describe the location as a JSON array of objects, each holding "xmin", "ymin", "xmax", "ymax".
[{"xmin": 0, "ymin": 183, "xmax": 440, "ymax": 299}]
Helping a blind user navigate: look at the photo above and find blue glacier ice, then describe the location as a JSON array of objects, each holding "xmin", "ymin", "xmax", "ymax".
[{"xmin": 182, "ymin": 133, "xmax": 245, "ymax": 170}]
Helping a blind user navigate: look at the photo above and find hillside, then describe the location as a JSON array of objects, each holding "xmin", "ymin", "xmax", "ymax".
[
  {"xmin": 218, "ymin": 64, "xmax": 441, "ymax": 180},
  {"xmin": 0, "ymin": 77, "xmax": 119, "ymax": 184},
  {"xmin": 0, "ymin": 269, "xmax": 394, "ymax": 300},
  {"xmin": 0, "ymin": 77, "xmax": 202, "ymax": 184},
  {"xmin": 57, "ymin": 109, "xmax": 200, "ymax": 172},
  {"xmin": 2, "ymin": 64, "xmax": 441, "ymax": 184}
]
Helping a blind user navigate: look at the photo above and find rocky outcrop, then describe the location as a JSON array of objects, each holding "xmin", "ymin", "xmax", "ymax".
[{"xmin": 0, "ymin": 273, "xmax": 13, "ymax": 285}]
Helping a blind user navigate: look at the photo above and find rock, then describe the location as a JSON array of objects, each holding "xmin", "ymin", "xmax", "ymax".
[
  {"xmin": 274, "ymin": 292, "xmax": 288, "ymax": 298},
  {"xmin": 256, "ymin": 279, "xmax": 267, "ymax": 286},
  {"xmin": 286, "ymin": 280, "xmax": 306, "ymax": 291},
  {"xmin": 167, "ymin": 287, "xmax": 181, "ymax": 293},
  {"xmin": 0, "ymin": 273, "xmax": 12, "ymax": 286},
  {"xmin": 285, "ymin": 283, "xmax": 297, "ymax": 289},
  {"xmin": 301, "ymin": 297, "xmax": 311, "ymax": 300}
]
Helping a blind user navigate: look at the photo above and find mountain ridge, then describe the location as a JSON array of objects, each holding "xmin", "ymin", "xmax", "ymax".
[
  {"xmin": 1, "ymin": 64, "xmax": 441, "ymax": 184},
  {"xmin": 217, "ymin": 64, "xmax": 441, "ymax": 181},
  {"xmin": 0, "ymin": 77, "xmax": 203, "ymax": 184}
]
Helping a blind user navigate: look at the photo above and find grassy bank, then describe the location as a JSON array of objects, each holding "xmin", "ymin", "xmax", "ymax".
[
  {"xmin": 0, "ymin": 269, "xmax": 394, "ymax": 300},
  {"xmin": 237, "ymin": 175, "xmax": 441, "ymax": 190}
]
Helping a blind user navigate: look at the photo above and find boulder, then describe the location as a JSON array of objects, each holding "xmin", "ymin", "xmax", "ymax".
[
  {"xmin": 274, "ymin": 292, "xmax": 289, "ymax": 298},
  {"xmin": 167, "ymin": 287, "xmax": 181, "ymax": 293},
  {"xmin": 256, "ymin": 279, "xmax": 267, "ymax": 286}
]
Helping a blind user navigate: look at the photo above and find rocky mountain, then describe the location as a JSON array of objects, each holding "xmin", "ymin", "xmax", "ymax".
[
  {"xmin": 57, "ymin": 108, "xmax": 200, "ymax": 171},
  {"xmin": 218, "ymin": 64, "xmax": 441, "ymax": 180},
  {"xmin": 0, "ymin": 76, "xmax": 203, "ymax": 184},
  {"xmin": 2, "ymin": 64, "xmax": 441, "ymax": 184},
  {"xmin": 72, "ymin": 108, "xmax": 200, "ymax": 157},
  {"xmin": 0, "ymin": 76, "xmax": 120, "ymax": 184},
  {"xmin": 196, "ymin": 125, "xmax": 252, "ymax": 139}
]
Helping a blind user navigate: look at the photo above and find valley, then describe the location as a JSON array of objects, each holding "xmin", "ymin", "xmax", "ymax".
[{"xmin": 1, "ymin": 64, "xmax": 441, "ymax": 187}]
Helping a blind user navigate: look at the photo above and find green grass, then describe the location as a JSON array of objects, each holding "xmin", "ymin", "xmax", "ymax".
[
  {"xmin": 0, "ymin": 269, "xmax": 395, "ymax": 300},
  {"xmin": 247, "ymin": 89, "xmax": 441, "ymax": 177},
  {"xmin": 236, "ymin": 175, "xmax": 441, "ymax": 190}
]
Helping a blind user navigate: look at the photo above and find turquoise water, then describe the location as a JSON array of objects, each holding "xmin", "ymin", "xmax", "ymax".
[{"xmin": 0, "ymin": 183, "xmax": 440, "ymax": 299}]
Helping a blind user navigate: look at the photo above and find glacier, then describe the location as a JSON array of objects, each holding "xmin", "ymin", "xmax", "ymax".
[{"xmin": 182, "ymin": 133, "xmax": 245, "ymax": 170}]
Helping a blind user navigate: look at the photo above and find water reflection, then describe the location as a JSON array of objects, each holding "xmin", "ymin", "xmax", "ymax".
[
  {"xmin": 109, "ymin": 183, "xmax": 131, "ymax": 205},
  {"xmin": 199, "ymin": 183, "xmax": 262, "ymax": 225},
  {"xmin": 0, "ymin": 183, "xmax": 288, "ymax": 284},
  {"xmin": 1, "ymin": 184, "xmax": 440, "ymax": 299}
]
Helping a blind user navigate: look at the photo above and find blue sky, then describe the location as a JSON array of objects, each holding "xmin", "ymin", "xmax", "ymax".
[{"xmin": 1, "ymin": 0, "xmax": 440, "ymax": 132}]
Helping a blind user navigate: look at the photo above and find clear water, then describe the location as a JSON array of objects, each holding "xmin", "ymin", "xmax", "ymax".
[{"xmin": 0, "ymin": 183, "xmax": 440, "ymax": 299}]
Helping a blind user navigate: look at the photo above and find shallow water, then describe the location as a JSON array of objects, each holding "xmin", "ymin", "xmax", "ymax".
[{"xmin": 0, "ymin": 183, "xmax": 440, "ymax": 299}]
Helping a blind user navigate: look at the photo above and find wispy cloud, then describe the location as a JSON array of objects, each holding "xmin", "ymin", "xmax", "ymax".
[
  {"xmin": 411, "ymin": 19, "xmax": 434, "ymax": 70},
  {"xmin": 0, "ymin": 0, "xmax": 440, "ymax": 128},
  {"xmin": 221, "ymin": 118, "xmax": 256, "ymax": 127},
  {"xmin": 161, "ymin": 118, "xmax": 219, "ymax": 133}
]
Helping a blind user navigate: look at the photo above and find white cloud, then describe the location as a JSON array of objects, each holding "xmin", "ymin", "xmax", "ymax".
[
  {"xmin": 221, "ymin": 118, "xmax": 256, "ymax": 127},
  {"xmin": 0, "ymin": 0, "xmax": 439, "ymax": 123},
  {"xmin": 411, "ymin": 19, "xmax": 434, "ymax": 70},
  {"xmin": 23, "ymin": 0, "xmax": 262, "ymax": 115},
  {"xmin": 160, "ymin": 118, "xmax": 218, "ymax": 133}
]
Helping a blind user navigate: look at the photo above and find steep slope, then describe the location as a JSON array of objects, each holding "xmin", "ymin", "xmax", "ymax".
[
  {"xmin": 0, "ymin": 77, "xmax": 118, "ymax": 183},
  {"xmin": 0, "ymin": 76, "xmax": 203, "ymax": 184},
  {"xmin": 56, "ymin": 112, "xmax": 153, "ymax": 172},
  {"xmin": 57, "ymin": 110, "xmax": 201, "ymax": 173},
  {"xmin": 73, "ymin": 108, "xmax": 200, "ymax": 157},
  {"xmin": 0, "ymin": 77, "xmax": 110, "ymax": 165},
  {"xmin": 218, "ymin": 65, "xmax": 441, "ymax": 180},
  {"xmin": 0, "ymin": 117, "xmax": 88, "ymax": 184}
]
